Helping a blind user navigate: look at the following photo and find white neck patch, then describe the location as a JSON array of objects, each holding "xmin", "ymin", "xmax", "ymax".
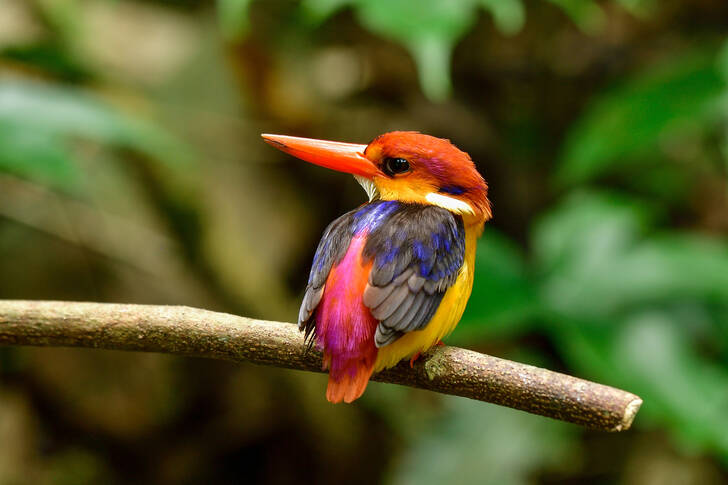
[
  {"xmin": 425, "ymin": 192, "xmax": 474, "ymax": 215},
  {"xmin": 352, "ymin": 177, "xmax": 473, "ymax": 214}
]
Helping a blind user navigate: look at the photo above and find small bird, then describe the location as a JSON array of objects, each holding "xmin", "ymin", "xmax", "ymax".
[{"xmin": 262, "ymin": 131, "xmax": 491, "ymax": 403}]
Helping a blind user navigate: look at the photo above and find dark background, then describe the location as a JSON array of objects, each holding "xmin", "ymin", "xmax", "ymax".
[{"xmin": 1, "ymin": 0, "xmax": 727, "ymax": 483}]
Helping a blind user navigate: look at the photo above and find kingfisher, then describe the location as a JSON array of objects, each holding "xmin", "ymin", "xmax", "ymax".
[{"xmin": 262, "ymin": 131, "xmax": 491, "ymax": 403}]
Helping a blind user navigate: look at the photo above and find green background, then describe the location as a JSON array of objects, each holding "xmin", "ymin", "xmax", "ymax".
[{"xmin": 0, "ymin": 0, "xmax": 727, "ymax": 483}]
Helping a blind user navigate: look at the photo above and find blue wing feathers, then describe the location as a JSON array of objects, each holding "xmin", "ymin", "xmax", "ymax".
[{"xmin": 298, "ymin": 200, "xmax": 466, "ymax": 348}]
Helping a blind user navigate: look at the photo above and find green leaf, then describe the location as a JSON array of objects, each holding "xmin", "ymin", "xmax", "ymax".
[
  {"xmin": 0, "ymin": 79, "xmax": 193, "ymax": 189},
  {"xmin": 33, "ymin": 0, "xmax": 83, "ymax": 45},
  {"xmin": 476, "ymin": 0, "xmax": 525, "ymax": 35},
  {"xmin": 218, "ymin": 0, "xmax": 254, "ymax": 41},
  {"xmin": 353, "ymin": 0, "xmax": 476, "ymax": 101},
  {"xmin": 718, "ymin": 39, "xmax": 728, "ymax": 81},
  {"xmin": 0, "ymin": 121, "xmax": 78, "ymax": 189},
  {"xmin": 556, "ymin": 312, "xmax": 728, "ymax": 458},
  {"xmin": 614, "ymin": 0, "xmax": 656, "ymax": 17},
  {"xmin": 300, "ymin": 0, "xmax": 354, "ymax": 25},
  {"xmin": 533, "ymin": 190, "xmax": 728, "ymax": 459},
  {"xmin": 301, "ymin": 0, "xmax": 525, "ymax": 101},
  {"xmin": 0, "ymin": 82, "xmax": 128, "ymax": 141},
  {"xmin": 532, "ymin": 191, "xmax": 649, "ymax": 274},
  {"xmin": 546, "ymin": 0, "xmax": 605, "ymax": 34},
  {"xmin": 533, "ymin": 191, "xmax": 728, "ymax": 319},
  {"xmin": 0, "ymin": 43, "xmax": 91, "ymax": 82},
  {"xmin": 557, "ymin": 49, "xmax": 725, "ymax": 184}
]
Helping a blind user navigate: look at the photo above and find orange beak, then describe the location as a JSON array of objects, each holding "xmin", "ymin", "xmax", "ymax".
[{"xmin": 261, "ymin": 134, "xmax": 378, "ymax": 178}]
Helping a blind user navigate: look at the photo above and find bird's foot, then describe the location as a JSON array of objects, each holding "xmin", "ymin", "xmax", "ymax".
[{"xmin": 409, "ymin": 342, "xmax": 445, "ymax": 368}]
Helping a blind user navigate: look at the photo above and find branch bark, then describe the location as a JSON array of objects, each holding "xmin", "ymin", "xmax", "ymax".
[{"xmin": 0, "ymin": 300, "xmax": 642, "ymax": 432}]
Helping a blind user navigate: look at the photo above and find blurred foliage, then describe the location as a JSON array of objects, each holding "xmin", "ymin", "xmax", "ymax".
[
  {"xmin": 302, "ymin": 0, "xmax": 525, "ymax": 100},
  {"xmin": 0, "ymin": 79, "xmax": 193, "ymax": 191},
  {"xmin": 299, "ymin": 0, "xmax": 651, "ymax": 100},
  {"xmin": 218, "ymin": 0, "xmax": 253, "ymax": 41},
  {"xmin": 1, "ymin": 0, "xmax": 728, "ymax": 484},
  {"xmin": 460, "ymin": 190, "xmax": 728, "ymax": 460},
  {"xmin": 558, "ymin": 50, "xmax": 725, "ymax": 185},
  {"xmin": 390, "ymin": 397, "xmax": 577, "ymax": 485}
]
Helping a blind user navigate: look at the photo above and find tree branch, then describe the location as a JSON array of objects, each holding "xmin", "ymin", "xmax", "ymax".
[{"xmin": 0, "ymin": 300, "xmax": 641, "ymax": 431}]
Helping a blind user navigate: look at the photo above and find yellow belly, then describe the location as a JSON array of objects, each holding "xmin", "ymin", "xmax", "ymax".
[{"xmin": 374, "ymin": 226, "xmax": 479, "ymax": 371}]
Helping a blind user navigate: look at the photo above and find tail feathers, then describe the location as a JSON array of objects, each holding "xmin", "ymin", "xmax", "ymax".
[{"xmin": 325, "ymin": 363, "xmax": 374, "ymax": 404}]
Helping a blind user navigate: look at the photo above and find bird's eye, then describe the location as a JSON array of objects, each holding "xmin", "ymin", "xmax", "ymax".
[{"xmin": 382, "ymin": 157, "xmax": 410, "ymax": 176}]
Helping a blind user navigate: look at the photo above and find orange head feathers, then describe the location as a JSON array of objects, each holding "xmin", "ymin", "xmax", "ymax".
[
  {"xmin": 363, "ymin": 131, "xmax": 491, "ymax": 222},
  {"xmin": 262, "ymin": 131, "xmax": 491, "ymax": 224}
]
